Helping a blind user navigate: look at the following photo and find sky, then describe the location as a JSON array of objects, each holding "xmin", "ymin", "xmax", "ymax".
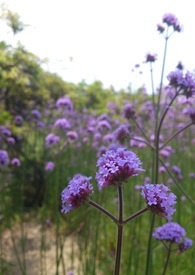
[{"xmin": 1, "ymin": 0, "xmax": 195, "ymax": 92}]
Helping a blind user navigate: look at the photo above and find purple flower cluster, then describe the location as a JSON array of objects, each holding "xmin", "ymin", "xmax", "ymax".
[
  {"xmin": 162, "ymin": 13, "xmax": 182, "ymax": 32},
  {"xmin": 145, "ymin": 53, "xmax": 157, "ymax": 63},
  {"xmin": 56, "ymin": 96, "xmax": 73, "ymax": 110},
  {"xmin": 45, "ymin": 161, "xmax": 55, "ymax": 171},
  {"xmin": 96, "ymin": 146, "xmax": 144, "ymax": 190},
  {"xmin": 140, "ymin": 183, "xmax": 177, "ymax": 221},
  {"xmin": 153, "ymin": 222, "xmax": 193, "ymax": 253},
  {"xmin": 54, "ymin": 118, "xmax": 71, "ymax": 130},
  {"xmin": 0, "ymin": 150, "xmax": 9, "ymax": 168},
  {"xmin": 167, "ymin": 70, "xmax": 195, "ymax": 98},
  {"xmin": 45, "ymin": 133, "xmax": 60, "ymax": 147},
  {"xmin": 31, "ymin": 109, "xmax": 41, "ymax": 119},
  {"xmin": 11, "ymin": 158, "xmax": 21, "ymax": 167},
  {"xmin": 61, "ymin": 174, "xmax": 93, "ymax": 213},
  {"xmin": 122, "ymin": 103, "xmax": 136, "ymax": 119},
  {"xmin": 112, "ymin": 125, "xmax": 130, "ymax": 144}
]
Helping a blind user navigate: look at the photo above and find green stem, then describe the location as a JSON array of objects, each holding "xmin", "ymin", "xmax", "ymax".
[
  {"xmin": 133, "ymin": 118, "xmax": 151, "ymax": 143},
  {"xmin": 157, "ymin": 30, "xmax": 169, "ymax": 116},
  {"xmin": 150, "ymin": 62, "xmax": 156, "ymax": 113},
  {"xmin": 124, "ymin": 207, "xmax": 148, "ymax": 224},
  {"xmin": 145, "ymin": 213, "xmax": 155, "ymax": 275},
  {"xmin": 162, "ymin": 242, "xmax": 172, "ymax": 275},
  {"xmin": 114, "ymin": 184, "xmax": 124, "ymax": 275},
  {"xmin": 88, "ymin": 199, "xmax": 118, "ymax": 223}
]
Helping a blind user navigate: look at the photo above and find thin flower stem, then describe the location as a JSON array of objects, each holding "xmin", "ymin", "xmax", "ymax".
[
  {"xmin": 123, "ymin": 207, "xmax": 148, "ymax": 224},
  {"xmin": 145, "ymin": 213, "xmax": 155, "ymax": 275},
  {"xmin": 159, "ymin": 158, "xmax": 195, "ymax": 205},
  {"xmin": 157, "ymin": 28, "xmax": 169, "ymax": 115},
  {"xmin": 114, "ymin": 225, "xmax": 123, "ymax": 275},
  {"xmin": 150, "ymin": 62, "xmax": 156, "ymax": 113},
  {"xmin": 133, "ymin": 118, "xmax": 151, "ymax": 143},
  {"xmin": 154, "ymin": 92, "xmax": 178, "ymax": 185},
  {"xmin": 114, "ymin": 185, "xmax": 124, "ymax": 275},
  {"xmin": 160, "ymin": 122, "xmax": 193, "ymax": 149},
  {"xmin": 162, "ymin": 242, "xmax": 172, "ymax": 275},
  {"xmin": 88, "ymin": 199, "xmax": 118, "ymax": 223}
]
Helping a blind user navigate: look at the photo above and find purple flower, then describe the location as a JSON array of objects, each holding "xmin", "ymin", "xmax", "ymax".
[
  {"xmin": 56, "ymin": 97, "xmax": 73, "ymax": 110},
  {"xmin": 179, "ymin": 238, "xmax": 193, "ymax": 253},
  {"xmin": 0, "ymin": 150, "xmax": 9, "ymax": 168},
  {"xmin": 145, "ymin": 52, "xmax": 157, "ymax": 63},
  {"xmin": 45, "ymin": 133, "xmax": 60, "ymax": 147},
  {"xmin": 11, "ymin": 158, "xmax": 21, "ymax": 167},
  {"xmin": 122, "ymin": 103, "xmax": 136, "ymax": 119},
  {"xmin": 66, "ymin": 131, "xmax": 78, "ymax": 142},
  {"xmin": 140, "ymin": 183, "xmax": 177, "ymax": 221},
  {"xmin": 54, "ymin": 118, "xmax": 71, "ymax": 130},
  {"xmin": 112, "ymin": 125, "xmax": 130, "ymax": 144},
  {"xmin": 14, "ymin": 115, "xmax": 23, "ymax": 126},
  {"xmin": 153, "ymin": 222, "xmax": 193, "ymax": 253},
  {"xmin": 7, "ymin": 137, "xmax": 15, "ymax": 144},
  {"xmin": 183, "ymin": 106, "xmax": 195, "ymax": 123},
  {"xmin": 171, "ymin": 165, "xmax": 182, "ymax": 176},
  {"xmin": 61, "ymin": 174, "xmax": 93, "ymax": 213},
  {"xmin": 157, "ymin": 24, "xmax": 165, "ymax": 33},
  {"xmin": 153, "ymin": 222, "xmax": 185, "ymax": 243},
  {"xmin": 31, "ymin": 109, "xmax": 41, "ymax": 119},
  {"xmin": 167, "ymin": 70, "xmax": 195, "ymax": 98},
  {"xmin": 162, "ymin": 13, "xmax": 182, "ymax": 32},
  {"xmin": 97, "ymin": 120, "xmax": 111, "ymax": 132},
  {"xmin": 45, "ymin": 161, "xmax": 55, "ymax": 171},
  {"xmin": 1, "ymin": 127, "xmax": 11, "ymax": 137},
  {"xmin": 96, "ymin": 146, "xmax": 144, "ymax": 190}
]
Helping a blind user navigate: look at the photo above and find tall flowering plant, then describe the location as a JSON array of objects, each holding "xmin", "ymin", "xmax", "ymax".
[{"xmin": 61, "ymin": 13, "xmax": 194, "ymax": 274}]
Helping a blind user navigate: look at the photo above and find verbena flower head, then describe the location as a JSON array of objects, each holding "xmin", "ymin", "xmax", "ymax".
[
  {"xmin": 54, "ymin": 118, "xmax": 71, "ymax": 130},
  {"xmin": 61, "ymin": 174, "xmax": 93, "ymax": 213},
  {"xmin": 183, "ymin": 106, "xmax": 195, "ymax": 123},
  {"xmin": 0, "ymin": 150, "xmax": 9, "ymax": 168},
  {"xmin": 140, "ymin": 183, "xmax": 177, "ymax": 221},
  {"xmin": 153, "ymin": 222, "xmax": 193, "ymax": 253},
  {"xmin": 167, "ymin": 70, "xmax": 195, "ymax": 98},
  {"xmin": 14, "ymin": 115, "xmax": 23, "ymax": 126},
  {"xmin": 122, "ymin": 103, "xmax": 136, "ymax": 119},
  {"xmin": 45, "ymin": 133, "xmax": 60, "ymax": 147},
  {"xmin": 162, "ymin": 13, "xmax": 182, "ymax": 32},
  {"xmin": 145, "ymin": 52, "xmax": 157, "ymax": 63},
  {"xmin": 45, "ymin": 161, "xmax": 55, "ymax": 171},
  {"xmin": 113, "ymin": 125, "xmax": 130, "ymax": 144},
  {"xmin": 31, "ymin": 109, "xmax": 41, "ymax": 119},
  {"xmin": 179, "ymin": 238, "xmax": 193, "ymax": 253},
  {"xmin": 96, "ymin": 146, "xmax": 144, "ymax": 190},
  {"xmin": 11, "ymin": 158, "xmax": 21, "ymax": 167},
  {"xmin": 56, "ymin": 96, "xmax": 73, "ymax": 110}
]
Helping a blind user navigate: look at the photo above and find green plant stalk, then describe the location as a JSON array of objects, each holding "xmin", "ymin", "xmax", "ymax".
[
  {"xmin": 114, "ymin": 184, "xmax": 124, "ymax": 275},
  {"xmin": 162, "ymin": 242, "xmax": 172, "ymax": 275},
  {"xmin": 145, "ymin": 27, "xmax": 169, "ymax": 275},
  {"xmin": 150, "ymin": 62, "xmax": 156, "ymax": 113},
  {"xmin": 88, "ymin": 199, "xmax": 118, "ymax": 223},
  {"xmin": 123, "ymin": 207, "xmax": 148, "ymax": 224}
]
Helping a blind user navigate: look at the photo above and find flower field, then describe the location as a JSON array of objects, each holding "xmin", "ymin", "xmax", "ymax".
[{"xmin": 0, "ymin": 12, "xmax": 195, "ymax": 275}]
